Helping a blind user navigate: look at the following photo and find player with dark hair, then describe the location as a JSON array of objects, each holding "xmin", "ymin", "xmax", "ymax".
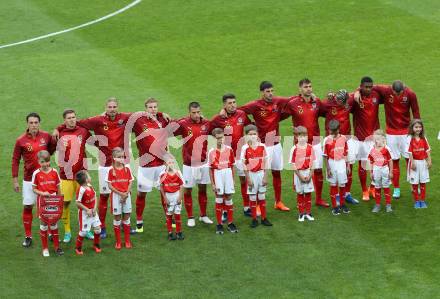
[{"xmin": 12, "ymin": 112, "xmax": 56, "ymax": 248}]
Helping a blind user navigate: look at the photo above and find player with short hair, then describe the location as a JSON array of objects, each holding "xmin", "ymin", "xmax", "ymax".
[
  {"xmin": 12, "ymin": 112, "xmax": 56, "ymax": 248},
  {"xmin": 159, "ymin": 158, "xmax": 185, "ymax": 240},
  {"xmin": 241, "ymin": 124, "xmax": 273, "ymax": 228},
  {"xmin": 31, "ymin": 150, "xmax": 64, "ymax": 257},
  {"xmin": 107, "ymin": 147, "xmax": 134, "ymax": 250},
  {"xmin": 372, "ymin": 81, "xmax": 421, "ymax": 199},
  {"xmin": 55, "ymin": 98, "xmax": 131, "ymax": 239},
  {"xmin": 131, "ymin": 97, "xmax": 171, "ymax": 233},
  {"xmin": 56, "ymin": 109, "xmax": 92, "ymax": 243},
  {"xmin": 173, "ymin": 102, "xmax": 213, "ymax": 227},
  {"xmin": 289, "ymin": 126, "xmax": 315, "ymax": 222},
  {"xmin": 368, "ymin": 130, "xmax": 393, "ymax": 213},
  {"xmin": 74, "ymin": 170, "xmax": 102, "ymax": 255},
  {"xmin": 320, "ymin": 89, "xmax": 359, "ymax": 204},
  {"xmin": 352, "ymin": 77, "xmax": 382, "ymax": 201},
  {"xmin": 323, "ymin": 120, "xmax": 350, "ymax": 215},
  {"xmin": 406, "ymin": 119, "xmax": 431, "ymax": 208},
  {"xmin": 208, "ymin": 127, "xmax": 238, "ymax": 235},
  {"xmin": 210, "ymin": 93, "xmax": 252, "ymax": 216},
  {"xmin": 282, "ymin": 78, "xmax": 329, "ymax": 208}
]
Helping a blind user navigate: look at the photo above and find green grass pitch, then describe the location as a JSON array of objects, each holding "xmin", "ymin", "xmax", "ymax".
[{"xmin": 1, "ymin": 0, "xmax": 440, "ymax": 298}]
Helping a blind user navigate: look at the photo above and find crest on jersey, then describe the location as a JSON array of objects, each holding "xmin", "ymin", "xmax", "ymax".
[
  {"xmin": 298, "ymin": 106, "xmax": 304, "ymax": 114},
  {"xmin": 237, "ymin": 118, "xmax": 243, "ymax": 124},
  {"xmin": 389, "ymin": 96, "xmax": 394, "ymax": 103},
  {"xmin": 188, "ymin": 128, "xmax": 193, "ymax": 136},
  {"xmin": 38, "ymin": 195, "xmax": 64, "ymax": 225},
  {"xmin": 260, "ymin": 110, "xmax": 268, "ymax": 117},
  {"xmin": 372, "ymin": 98, "xmax": 377, "ymax": 104},
  {"xmin": 402, "ymin": 97, "xmax": 408, "ymax": 103},
  {"xmin": 103, "ymin": 123, "xmax": 109, "ymax": 131},
  {"xmin": 143, "ymin": 126, "xmax": 149, "ymax": 132},
  {"xmin": 331, "ymin": 107, "xmax": 337, "ymax": 115},
  {"xmin": 359, "ymin": 101, "xmax": 365, "ymax": 109},
  {"xmin": 26, "ymin": 143, "xmax": 33, "ymax": 152},
  {"xmin": 312, "ymin": 103, "xmax": 317, "ymax": 109},
  {"xmin": 118, "ymin": 119, "xmax": 124, "ymax": 125}
]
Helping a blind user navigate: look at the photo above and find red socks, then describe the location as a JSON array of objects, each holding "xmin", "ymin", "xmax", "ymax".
[
  {"xmin": 114, "ymin": 224, "xmax": 121, "ymax": 244},
  {"xmin": 411, "ymin": 184, "xmax": 419, "ymax": 201},
  {"xmin": 123, "ymin": 223, "xmax": 131, "ymax": 243},
  {"xmin": 135, "ymin": 193, "xmax": 146, "ymax": 222},
  {"xmin": 384, "ymin": 188, "xmax": 391, "ymax": 205},
  {"xmin": 420, "ymin": 183, "xmax": 426, "ymax": 201},
  {"xmin": 22, "ymin": 207, "xmax": 33, "ymax": 237},
  {"xmin": 94, "ymin": 232, "xmax": 100, "ymax": 246},
  {"xmin": 240, "ymin": 180, "xmax": 250, "ymax": 208},
  {"xmin": 175, "ymin": 214, "xmax": 182, "ymax": 233},
  {"xmin": 51, "ymin": 227, "xmax": 60, "ymax": 249},
  {"xmin": 76, "ymin": 235, "xmax": 84, "ymax": 249},
  {"xmin": 346, "ymin": 164, "xmax": 353, "ymax": 193},
  {"xmin": 358, "ymin": 161, "xmax": 368, "ymax": 193},
  {"xmin": 259, "ymin": 199, "xmax": 267, "ymax": 219},
  {"xmin": 226, "ymin": 203, "xmax": 234, "ymax": 224},
  {"xmin": 198, "ymin": 190, "xmax": 207, "ymax": 217},
  {"xmin": 297, "ymin": 194, "xmax": 305, "ymax": 214},
  {"xmin": 215, "ymin": 202, "xmax": 223, "ymax": 224},
  {"xmin": 313, "ymin": 169, "xmax": 324, "ymax": 201},
  {"xmin": 250, "ymin": 200, "xmax": 257, "ymax": 220},
  {"xmin": 304, "ymin": 193, "xmax": 312, "ymax": 214},
  {"xmin": 166, "ymin": 215, "xmax": 173, "ymax": 233},
  {"xmin": 184, "ymin": 192, "xmax": 193, "ymax": 218},
  {"xmin": 375, "ymin": 188, "xmax": 381, "ymax": 205},
  {"xmin": 40, "ymin": 229, "xmax": 48, "ymax": 249},
  {"xmin": 330, "ymin": 185, "xmax": 338, "ymax": 208},
  {"xmin": 392, "ymin": 160, "xmax": 400, "ymax": 188},
  {"xmin": 272, "ymin": 170, "xmax": 282, "ymax": 203},
  {"xmin": 98, "ymin": 194, "xmax": 109, "ymax": 228},
  {"xmin": 339, "ymin": 186, "xmax": 346, "ymax": 205}
]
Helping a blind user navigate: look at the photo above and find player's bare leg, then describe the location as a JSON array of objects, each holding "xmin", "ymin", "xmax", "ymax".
[
  {"xmin": 22, "ymin": 204, "xmax": 34, "ymax": 247},
  {"xmin": 198, "ymin": 184, "xmax": 213, "ymax": 224},
  {"xmin": 135, "ymin": 191, "xmax": 147, "ymax": 233}
]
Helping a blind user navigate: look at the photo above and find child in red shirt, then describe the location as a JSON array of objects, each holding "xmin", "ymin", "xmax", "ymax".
[
  {"xmin": 107, "ymin": 147, "xmax": 134, "ymax": 249},
  {"xmin": 32, "ymin": 150, "xmax": 63, "ymax": 257}
]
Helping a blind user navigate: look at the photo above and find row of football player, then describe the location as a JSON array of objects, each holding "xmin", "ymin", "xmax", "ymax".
[{"xmin": 13, "ymin": 77, "xmax": 423, "ymax": 251}]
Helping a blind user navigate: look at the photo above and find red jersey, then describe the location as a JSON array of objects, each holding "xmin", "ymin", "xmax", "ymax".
[
  {"xmin": 239, "ymin": 97, "xmax": 289, "ymax": 144},
  {"xmin": 73, "ymin": 113, "xmax": 131, "ymax": 167},
  {"xmin": 106, "ymin": 166, "xmax": 133, "ymax": 193},
  {"xmin": 351, "ymin": 91, "xmax": 381, "ymax": 141},
  {"xmin": 210, "ymin": 110, "xmax": 251, "ymax": 157},
  {"xmin": 57, "ymin": 126, "xmax": 91, "ymax": 180},
  {"xmin": 76, "ymin": 185, "xmax": 96, "ymax": 210},
  {"xmin": 368, "ymin": 146, "xmax": 392, "ymax": 167},
  {"xmin": 289, "ymin": 143, "xmax": 315, "ymax": 170},
  {"xmin": 32, "ymin": 168, "xmax": 60, "ymax": 194},
  {"xmin": 159, "ymin": 171, "xmax": 183, "ymax": 193},
  {"xmin": 132, "ymin": 113, "xmax": 170, "ymax": 167},
  {"xmin": 373, "ymin": 85, "xmax": 421, "ymax": 135},
  {"xmin": 323, "ymin": 135, "xmax": 348, "ymax": 160},
  {"xmin": 320, "ymin": 96, "xmax": 354, "ymax": 136},
  {"xmin": 208, "ymin": 146, "xmax": 235, "ymax": 170},
  {"xmin": 241, "ymin": 143, "xmax": 267, "ymax": 172},
  {"xmin": 283, "ymin": 96, "xmax": 322, "ymax": 144},
  {"xmin": 406, "ymin": 136, "xmax": 430, "ymax": 160},
  {"xmin": 12, "ymin": 130, "xmax": 56, "ymax": 181},
  {"xmin": 174, "ymin": 117, "xmax": 210, "ymax": 167}
]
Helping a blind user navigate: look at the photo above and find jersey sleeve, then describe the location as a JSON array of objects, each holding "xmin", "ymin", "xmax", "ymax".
[
  {"xmin": 408, "ymin": 90, "xmax": 421, "ymax": 119},
  {"xmin": 105, "ymin": 168, "xmax": 114, "ymax": 183},
  {"xmin": 322, "ymin": 137, "xmax": 329, "ymax": 157},
  {"xmin": 238, "ymin": 101, "xmax": 256, "ymax": 115},
  {"xmin": 11, "ymin": 139, "xmax": 22, "ymax": 178},
  {"xmin": 76, "ymin": 186, "xmax": 85, "ymax": 202},
  {"xmin": 289, "ymin": 146, "xmax": 295, "ymax": 165},
  {"xmin": 31, "ymin": 171, "xmax": 38, "ymax": 186}
]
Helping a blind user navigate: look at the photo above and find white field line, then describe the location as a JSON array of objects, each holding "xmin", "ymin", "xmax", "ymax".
[{"xmin": 0, "ymin": 0, "xmax": 142, "ymax": 50}]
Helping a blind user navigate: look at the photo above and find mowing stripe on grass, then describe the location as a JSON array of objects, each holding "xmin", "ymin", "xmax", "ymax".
[{"xmin": 0, "ymin": 0, "xmax": 142, "ymax": 50}]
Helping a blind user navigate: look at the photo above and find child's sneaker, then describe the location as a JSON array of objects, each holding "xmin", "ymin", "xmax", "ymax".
[
  {"xmin": 22, "ymin": 237, "xmax": 32, "ymax": 248},
  {"xmin": 42, "ymin": 248, "xmax": 50, "ymax": 257},
  {"xmin": 261, "ymin": 218, "xmax": 273, "ymax": 226},
  {"xmin": 63, "ymin": 232, "xmax": 71, "ymax": 243},
  {"xmin": 125, "ymin": 241, "xmax": 132, "ymax": 249},
  {"xmin": 250, "ymin": 219, "xmax": 259, "ymax": 228},
  {"xmin": 372, "ymin": 204, "xmax": 381, "ymax": 213},
  {"xmin": 340, "ymin": 205, "xmax": 350, "ymax": 214},
  {"xmin": 414, "ymin": 201, "xmax": 421, "ymax": 209},
  {"xmin": 216, "ymin": 224, "xmax": 224, "ymax": 235},
  {"xmin": 176, "ymin": 232, "xmax": 185, "ymax": 240},
  {"xmin": 168, "ymin": 232, "xmax": 176, "ymax": 240},
  {"xmin": 227, "ymin": 223, "xmax": 238, "ymax": 233},
  {"xmin": 93, "ymin": 244, "xmax": 102, "ymax": 253},
  {"xmin": 386, "ymin": 204, "xmax": 393, "ymax": 213},
  {"xmin": 75, "ymin": 248, "xmax": 83, "ymax": 256},
  {"xmin": 345, "ymin": 193, "xmax": 359, "ymax": 204},
  {"xmin": 136, "ymin": 223, "xmax": 144, "ymax": 233},
  {"xmin": 392, "ymin": 188, "xmax": 400, "ymax": 199},
  {"xmin": 298, "ymin": 214, "xmax": 305, "ymax": 222},
  {"xmin": 304, "ymin": 214, "xmax": 315, "ymax": 221},
  {"xmin": 86, "ymin": 230, "xmax": 94, "ymax": 240},
  {"xmin": 243, "ymin": 208, "xmax": 252, "ymax": 217},
  {"xmin": 99, "ymin": 228, "xmax": 106, "ymax": 239},
  {"xmin": 420, "ymin": 201, "xmax": 428, "ymax": 208},
  {"xmin": 332, "ymin": 207, "xmax": 341, "ymax": 215},
  {"xmin": 56, "ymin": 248, "xmax": 64, "ymax": 256}
]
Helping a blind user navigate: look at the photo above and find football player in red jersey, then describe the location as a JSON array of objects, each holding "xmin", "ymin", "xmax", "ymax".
[
  {"xmin": 237, "ymin": 81, "xmax": 290, "ymax": 211},
  {"xmin": 352, "ymin": 77, "xmax": 381, "ymax": 201},
  {"xmin": 12, "ymin": 112, "xmax": 56, "ymax": 248},
  {"xmin": 210, "ymin": 94, "xmax": 252, "ymax": 216},
  {"xmin": 372, "ymin": 81, "xmax": 421, "ymax": 199},
  {"xmin": 174, "ymin": 102, "xmax": 213, "ymax": 227},
  {"xmin": 282, "ymin": 78, "xmax": 329, "ymax": 208}
]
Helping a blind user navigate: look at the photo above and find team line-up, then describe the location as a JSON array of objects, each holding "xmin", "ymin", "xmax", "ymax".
[{"xmin": 12, "ymin": 77, "xmax": 431, "ymax": 257}]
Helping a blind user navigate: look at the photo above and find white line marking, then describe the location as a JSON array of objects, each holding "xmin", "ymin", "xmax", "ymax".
[{"xmin": 0, "ymin": 0, "xmax": 142, "ymax": 50}]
